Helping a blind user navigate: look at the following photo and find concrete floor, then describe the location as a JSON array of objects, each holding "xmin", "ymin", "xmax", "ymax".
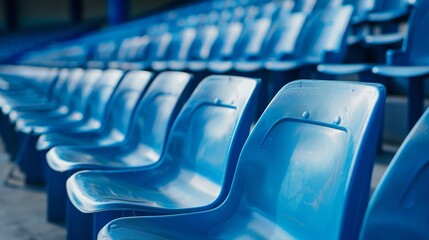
[
  {"xmin": 0, "ymin": 147, "xmax": 66, "ymax": 240},
  {"xmin": 0, "ymin": 140, "xmax": 395, "ymax": 240}
]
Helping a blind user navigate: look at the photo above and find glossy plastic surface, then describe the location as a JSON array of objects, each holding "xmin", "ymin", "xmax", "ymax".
[
  {"xmin": 234, "ymin": 12, "xmax": 306, "ymax": 72},
  {"xmin": 360, "ymin": 108, "xmax": 429, "ymax": 240},
  {"xmin": 98, "ymin": 80, "xmax": 385, "ymax": 240},
  {"xmin": 36, "ymin": 70, "xmax": 153, "ymax": 150},
  {"xmin": 14, "ymin": 69, "xmax": 103, "ymax": 133},
  {"xmin": 45, "ymin": 71, "xmax": 192, "ymax": 222},
  {"xmin": 66, "ymin": 75, "xmax": 259, "ymax": 239},
  {"xmin": 17, "ymin": 69, "xmax": 123, "ymax": 134},
  {"xmin": 47, "ymin": 71, "xmax": 192, "ymax": 172},
  {"xmin": 265, "ymin": 5, "xmax": 353, "ymax": 71}
]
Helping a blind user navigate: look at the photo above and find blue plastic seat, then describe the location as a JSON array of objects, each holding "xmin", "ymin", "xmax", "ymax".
[
  {"xmin": 359, "ymin": 107, "xmax": 429, "ymax": 239},
  {"xmin": 36, "ymin": 70, "xmax": 152, "ymax": 151},
  {"xmin": 319, "ymin": 0, "xmax": 429, "ymax": 131},
  {"xmin": 207, "ymin": 5, "xmax": 278, "ymax": 74},
  {"xmin": 15, "ymin": 69, "xmax": 124, "ymax": 184},
  {"xmin": 0, "ymin": 67, "xmax": 59, "ymax": 112},
  {"xmin": 45, "ymin": 71, "xmax": 192, "ymax": 222},
  {"xmin": 152, "ymin": 27, "xmax": 197, "ymax": 72},
  {"xmin": 108, "ymin": 36, "xmax": 151, "ymax": 70},
  {"xmin": 98, "ymin": 80, "xmax": 386, "ymax": 240},
  {"xmin": 65, "ymin": 75, "xmax": 260, "ymax": 240},
  {"xmin": 186, "ymin": 21, "xmax": 238, "ymax": 73},
  {"xmin": 116, "ymin": 30, "xmax": 173, "ymax": 71},
  {"xmin": 87, "ymin": 41, "xmax": 119, "ymax": 69},
  {"xmin": 265, "ymin": 5, "xmax": 353, "ymax": 101},
  {"xmin": 168, "ymin": 24, "xmax": 218, "ymax": 71},
  {"xmin": 8, "ymin": 68, "xmax": 86, "ymax": 125},
  {"xmin": 0, "ymin": 67, "xmax": 60, "ymax": 152},
  {"xmin": 363, "ymin": 0, "xmax": 412, "ymax": 48},
  {"xmin": 33, "ymin": 71, "xmax": 153, "ymax": 186}
]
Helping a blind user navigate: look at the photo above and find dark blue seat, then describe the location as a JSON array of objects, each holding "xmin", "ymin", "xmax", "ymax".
[
  {"xmin": 45, "ymin": 71, "xmax": 192, "ymax": 222},
  {"xmin": 359, "ymin": 107, "xmax": 429, "ymax": 240},
  {"xmin": 97, "ymin": 80, "xmax": 385, "ymax": 240},
  {"xmin": 318, "ymin": 0, "xmax": 429, "ymax": 131},
  {"xmin": 65, "ymin": 75, "xmax": 260, "ymax": 240}
]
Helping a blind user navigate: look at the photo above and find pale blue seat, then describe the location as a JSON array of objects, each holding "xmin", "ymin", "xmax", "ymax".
[
  {"xmin": 45, "ymin": 71, "xmax": 192, "ymax": 222},
  {"xmin": 265, "ymin": 6, "xmax": 353, "ymax": 101},
  {"xmin": 15, "ymin": 69, "xmax": 123, "ymax": 184},
  {"xmin": 98, "ymin": 80, "xmax": 385, "ymax": 240},
  {"xmin": 65, "ymin": 75, "xmax": 260, "ymax": 240}
]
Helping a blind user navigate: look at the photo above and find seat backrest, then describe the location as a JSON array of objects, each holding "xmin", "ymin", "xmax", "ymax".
[
  {"xmin": 102, "ymin": 70, "xmax": 153, "ymax": 142},
  {"xmin": 210, "ymin": 21, "xmax": 244, "ymax": 61},
  {"xmin": 165, "ymin": 27, "xmax": 197, "ymax": 61},
  {"xmin": 115, "ymin": 37, "xmax": 136, "ymax": 62},
  {"xmin": 92, "ymin": 41, "xmax": 118, "ymax": 62},
  {"xmin": 294, "ymin": 5, "xmax": 353, "ymax": 63},
  {"xmin": 34, "ymin": 67, "xmax": 59, "ymax": 97},
  {"xmin": 160, "ymin": 75, "xmax": 260, "ymax": 206},
  {"xmin": 68, "ymin": 69, "xmax": 103, "ymax": 114},
  {"xmin": 399, "ymin": 0, "xmax": 429, "ymax": 65},
  {"xmin": 215, "ymin": 80, "xmax": 385, "ymax": 240},
  {"xmin": 359, "ymin": 108, "xmax": 429, "ymax": 240},
  {"xmin": 145, "ymin": 32, "xmax": 173, "ymax": 62},
  {"xmin": 127, "ymin": 36, "xmax": 151, "ymax": 62},
  {"xmin": 234, "ymin": 14, "xmax": 276, "ymax": 61},
  {"xmin": 48, "ymin": 68, "xmax": 71, "ymax": 102},
  {"xmin": 265, "ymin": 12, "xmax": 307, "ymax": 61},
  {"xmin": 57, "ymin": 68, "xmax": 85, "ymax": 107},
  {"xmin": 83, "ymin": 69, "xmax": 124, "ymax": 124},
  {"xmin": 188, "ymin": 25, "xmax": 219, "ymax": 61},
  {"xmin": 128, "ymin": 71, "xmax": 193, "ymax": 163}
]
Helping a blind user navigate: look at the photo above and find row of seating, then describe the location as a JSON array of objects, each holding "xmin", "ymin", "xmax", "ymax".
[
  {"xmin": 20, "ymin": 0, "xmax": 412, "ymax": 68},
  {"xmin": 0, "ymin": 0, "xmax": 428, "ymax": 239},
  {"xmin": 17, "ymin": 0, "xmax": 426, "ymax": 133},
  {"xmin": 1, "ymin": 65, "xmax": 386, "ymax": 239},
  {"xmin": 2, "ymin": 62, "xmax": 429, "ymax": 239}
]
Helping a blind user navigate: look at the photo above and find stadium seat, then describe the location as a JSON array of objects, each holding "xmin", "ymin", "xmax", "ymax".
[
  {"xmin": 108, "ymin": 36, "xmax": 151, "ymax": 70},
  {"xmin": 359, "ymin": 106, "xmax": 429, "ymax": 240},
  {"xmin": 207, "ymin": 3, "xmax": 278, "ymax": 74},
  {"xmin": 15, "ymin": 69, "xmax": 123, "ymax": 184},
  {"xmin": 318, "ymin": 0, "xmax": 429, "ymax": 131},
  {"xmin": 87, "ymin": 41, "xmax": 119, "ymax": 69},
  {"xmin": 34, "ymin": 71, "xmax": 153, "ymax": 187},
  {"xmin": 97, "ymin": 80, "xmax": 385, "ymax": 240},
  {"xmin": 151, "ymin": 27, "xmax": 197, "ymax": 72},
  {"xmin": 65, "ymin": 75, "xmax": 260, "ymax": 240},
  {"xmin": 45, "ymin": 71, "xmax": 192, "ymax": 222},
  {"xmin": 265, "ymin": 5, "xmax": 353, "ymax": 101}
]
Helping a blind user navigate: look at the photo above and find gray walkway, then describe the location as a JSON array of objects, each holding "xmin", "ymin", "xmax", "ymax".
[
  {"xmin": 0, "ymin": 151, "xmax": 66, "ymax": 240},
  {"xmin": 0, "ymin": 141, "xmax": 395, "ymax": 240}
]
